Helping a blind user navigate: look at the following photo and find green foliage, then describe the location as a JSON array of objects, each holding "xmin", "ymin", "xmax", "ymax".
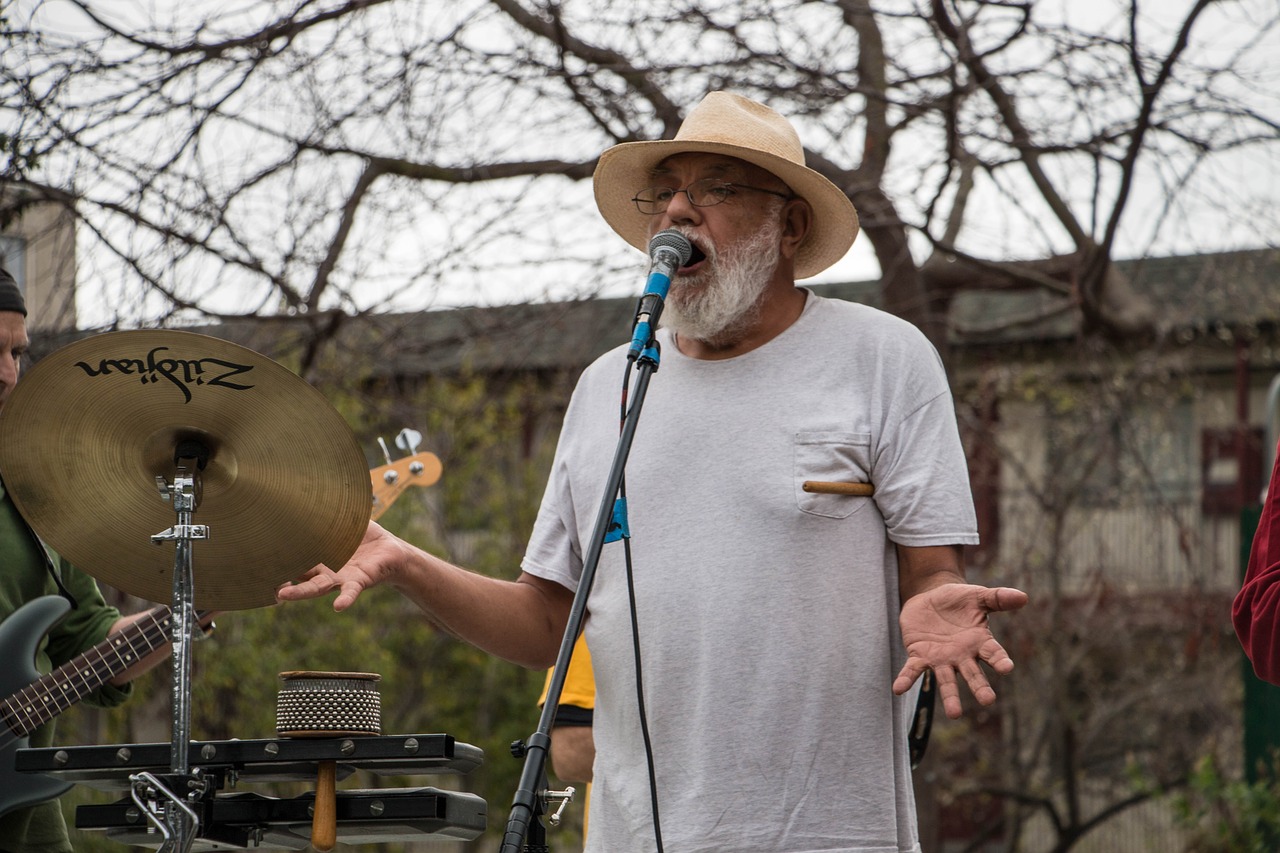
[{"xmin": 1173, "ymin": 754, "xmax": 1280, "ymax": 853}]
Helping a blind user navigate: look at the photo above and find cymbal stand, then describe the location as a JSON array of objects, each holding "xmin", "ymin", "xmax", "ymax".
[{"xmin": 138, "ymin": 451, "xmax": 211, "ymax": 853}]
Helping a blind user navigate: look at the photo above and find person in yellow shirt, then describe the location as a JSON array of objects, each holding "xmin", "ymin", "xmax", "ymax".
[{"xmin": 537, "ymin": 634, "xmax": 595, "ymax": 833}]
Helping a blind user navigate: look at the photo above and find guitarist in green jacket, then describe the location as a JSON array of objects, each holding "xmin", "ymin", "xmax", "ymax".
[{"xmin": 0, "ymin": 267, "xmax": 201, "ymax": 853}]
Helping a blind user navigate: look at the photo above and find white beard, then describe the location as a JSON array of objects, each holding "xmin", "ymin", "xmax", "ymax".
[{"xmin": 662, "ymin": 217, "xmax": 782, "ymax": 346}]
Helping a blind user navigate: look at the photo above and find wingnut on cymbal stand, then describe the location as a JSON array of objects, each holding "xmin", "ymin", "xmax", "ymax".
[{"xmin": 136, "ymin": 441, "xmax": 211, "ymax": 853}]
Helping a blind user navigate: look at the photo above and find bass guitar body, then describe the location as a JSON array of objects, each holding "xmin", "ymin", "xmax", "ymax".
[{"xmin": 0, "ymin": 595, "xmax": 75, "ymax": 817}]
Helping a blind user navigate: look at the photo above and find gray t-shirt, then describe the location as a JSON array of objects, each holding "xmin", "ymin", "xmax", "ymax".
[{"xmin": 523, "ymin": 291, "xmax": 978, "ymax": 853}]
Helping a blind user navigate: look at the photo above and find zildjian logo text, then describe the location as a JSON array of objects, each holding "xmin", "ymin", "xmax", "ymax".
[{"xmin": 74, "ymin": 346, "xmax": 255, "ymax": 403}]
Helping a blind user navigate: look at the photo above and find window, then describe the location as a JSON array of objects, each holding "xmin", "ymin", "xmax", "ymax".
[{"xmin": 1044, "ymin": 397, "xmax": 1195, "ymax": 507}]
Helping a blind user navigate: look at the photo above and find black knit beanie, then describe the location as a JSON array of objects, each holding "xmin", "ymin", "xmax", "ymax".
[{"xmin": 0, "ymin": 267, "xmax": 26, "ymax": 315}]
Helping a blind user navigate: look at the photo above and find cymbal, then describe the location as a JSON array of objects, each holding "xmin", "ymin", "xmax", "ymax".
[{"xmin": 0, "ymin": 330, "xmax": 370, "ymax": 610}]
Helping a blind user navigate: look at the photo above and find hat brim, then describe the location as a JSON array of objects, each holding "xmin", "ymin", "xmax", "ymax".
[{"xmin": 593, "ymin": 139, "xmax": 859, "ymax": 280}]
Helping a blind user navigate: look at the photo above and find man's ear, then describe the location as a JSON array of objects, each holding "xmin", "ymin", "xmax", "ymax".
[{"xmin": 779, "ymin": 198, "xmax": 812, "ymax": 261}]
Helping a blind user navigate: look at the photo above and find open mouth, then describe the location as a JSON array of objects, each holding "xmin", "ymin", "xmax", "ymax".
[{"xmin": 682, "ymin": 243, "xmax": 707, "ymax": 270}]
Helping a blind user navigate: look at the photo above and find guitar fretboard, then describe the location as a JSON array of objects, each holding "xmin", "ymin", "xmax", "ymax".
[{"xmin": 0, "ymin": 606, "xmax": 175, "ymax": 737}]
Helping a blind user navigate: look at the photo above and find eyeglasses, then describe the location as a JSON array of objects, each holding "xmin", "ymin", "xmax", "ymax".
[{"xmin": 631, "ymin": 178, "xmax": 793, "ymax": 215}]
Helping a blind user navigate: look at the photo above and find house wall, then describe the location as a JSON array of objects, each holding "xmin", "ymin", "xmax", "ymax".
[
  {"xmin": 0, "ymin": 198, "xmax": 78, "ymax": 331},
  {"xmin": 954, "ymin": 336, "xmax": 1280, "ymax": 597}
]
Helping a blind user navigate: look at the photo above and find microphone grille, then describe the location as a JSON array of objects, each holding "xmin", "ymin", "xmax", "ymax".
[{"xmin": 648, "ymin": 229, "xmax": 693, "ymax": 266}]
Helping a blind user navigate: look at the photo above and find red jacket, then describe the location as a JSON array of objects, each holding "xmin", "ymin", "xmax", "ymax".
[{"xmin": 1233, "ymin": 438, "xmax": 1280, "ymax": 682}]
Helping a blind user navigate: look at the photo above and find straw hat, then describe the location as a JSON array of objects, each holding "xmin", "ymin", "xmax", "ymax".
[{"xmin": 593, "ymin": 92, "xmax": 859, "ymax": 279}]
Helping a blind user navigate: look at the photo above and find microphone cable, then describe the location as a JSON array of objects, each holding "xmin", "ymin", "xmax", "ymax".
[{"xmin": 614, "ymin": 354, "xmax": 666, "ymax": 853}]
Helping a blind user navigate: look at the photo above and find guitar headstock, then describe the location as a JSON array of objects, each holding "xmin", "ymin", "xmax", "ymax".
[{"xmin": 370, "ymin": 451, "xmax": 442, "ymax": 521}]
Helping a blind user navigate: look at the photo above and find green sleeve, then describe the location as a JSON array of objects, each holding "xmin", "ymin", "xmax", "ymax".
[{"xmin": 44, "ymin": 557, "xmax": 133, "ymax": 708}]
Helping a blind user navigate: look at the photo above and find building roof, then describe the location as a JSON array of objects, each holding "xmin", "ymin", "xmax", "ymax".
[
  {"xmin": 30, "ymin": 248, "xmax": 1279, "ymax": 377},
  {"xmin": 332, "ymin": 247, "xmax": 1280, "ymax": 377},
  {"xmin": 948, "ymin": 248, "xmax": 1280, "ymax": 345}
]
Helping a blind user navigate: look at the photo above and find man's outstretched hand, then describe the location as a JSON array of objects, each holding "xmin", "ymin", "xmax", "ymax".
[
  {"xmin": 276, "ymin": 521, "xmax": 405, "ymax": 611},
  {"xmin": 894, "ymin": 583, "xmax": 1028, "ymax": 719}
]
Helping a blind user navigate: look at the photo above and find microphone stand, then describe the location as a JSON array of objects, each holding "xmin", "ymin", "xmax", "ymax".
[
  {"xmin": 500, "ymin": 340, "xmax": 663, "ymax": 853},
  {"xmin": 503, "ymin": 230, "xmax": 686, "ymax": 853}
]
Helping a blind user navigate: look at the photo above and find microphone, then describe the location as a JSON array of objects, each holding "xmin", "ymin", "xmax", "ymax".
[{"xmin": 627, "ymin": 229, "xmax": 693, "ymax": 361}]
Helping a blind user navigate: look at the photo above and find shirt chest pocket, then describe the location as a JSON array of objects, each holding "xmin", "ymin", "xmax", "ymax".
[{"xmin": 793, "ymin": 431, "xmax": 873, "ymax": 519}]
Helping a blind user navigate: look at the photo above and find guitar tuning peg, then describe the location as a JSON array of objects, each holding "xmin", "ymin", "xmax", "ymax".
[
  {"xmin": 376, "ymin": 437, "xmax": 393, "ymax": 466},
  {"xmin": 395, "ymin": 428, "xmax": 422, "ymax": 456}
]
